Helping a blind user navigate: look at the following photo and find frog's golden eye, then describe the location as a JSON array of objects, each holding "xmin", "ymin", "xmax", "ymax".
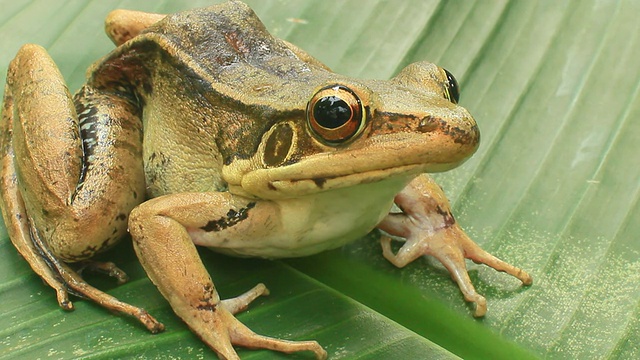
[
  {"xmin": 443, "ymin": 68, "xmax": 460, "ymax": 104},
  {"xmin": 307, "ymin": 85, "xmax": 365, "ymax": 145}
]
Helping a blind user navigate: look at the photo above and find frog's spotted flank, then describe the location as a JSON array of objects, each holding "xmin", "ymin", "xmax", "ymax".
[{"xmin": 200, "ymin": 202, "xmax": 256, "ymax": 232}]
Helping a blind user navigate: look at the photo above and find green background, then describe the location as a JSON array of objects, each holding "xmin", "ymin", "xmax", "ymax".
[{"xmin": 1, "ymin": 1, "xmax": 638, "ymax": 359}]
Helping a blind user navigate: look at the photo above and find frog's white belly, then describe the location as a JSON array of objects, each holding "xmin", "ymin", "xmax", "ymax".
[{"xmin": 190, "ymin": 175, "xmax": 413, "ymax": 258}]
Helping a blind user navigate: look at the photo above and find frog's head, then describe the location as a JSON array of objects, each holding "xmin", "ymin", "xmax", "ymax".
[{"xmin": 223, "ymin": 61, "xmax": 479, "ymax": 199}]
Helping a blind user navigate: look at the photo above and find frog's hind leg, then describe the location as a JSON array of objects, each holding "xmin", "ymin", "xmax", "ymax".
[
  {"xmin": 0, "ymin": 44, "xmax": 162, "ymax": 332},
  {"xmin": 0, "ymin": 113, "xmax": 72, "ymax": 309}
]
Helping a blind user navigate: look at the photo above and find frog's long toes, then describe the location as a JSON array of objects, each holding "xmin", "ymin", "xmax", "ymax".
[
  {"xmin": 518, "ymin": 269, "xmax": 533, "ymax": 286},
  {"xmin": 78, "ymin": 260, "xmax": 130, "ymax": 284},
  {"xmin": 472, "ymin": 296, "xmax": 487, "ymax": 318},
  {"xmin": 104, "ymin": 263, "xmax": 129, "ymax": 284},
  {"xmin": 56, "ymin": 288, "xmax": 74, "ymax": 311},
  {"xmin": 232, "ymin": 328, "xmax": 327, "ymax": 360},
  {"xmin": 138, "ymin": 310, "xmax": 165, "ymax": 333},
  {"xmin": 221, "ymin": 283, "xmax": 270, "ymax": 315}
]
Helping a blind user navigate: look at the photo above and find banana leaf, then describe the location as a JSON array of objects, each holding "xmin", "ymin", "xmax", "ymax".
[{"xmin": 0, "ymin": 1, "xmax": 638, "ymax": 359}]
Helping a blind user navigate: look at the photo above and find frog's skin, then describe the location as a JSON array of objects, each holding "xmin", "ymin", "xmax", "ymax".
[{"xmin": 0, "ymin": 1, "xmax": 532, "ymax": 359}]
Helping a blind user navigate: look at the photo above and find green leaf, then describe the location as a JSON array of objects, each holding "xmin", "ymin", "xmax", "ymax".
[{"xmin": 0, "ymin": 1, "xmax": 638, "ymax": 359}]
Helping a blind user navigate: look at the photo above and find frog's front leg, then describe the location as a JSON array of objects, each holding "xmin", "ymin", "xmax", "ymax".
[
  {"xmin": 129, "ymin": 192, "xmax": 327, "ymax": 360},
  {"xmin": 378, "ymin": 174, "xmax": 532, "ymax": 317},
  {"xmin": 0, "ymin": 44, "xmax": 162, "ymax": 331}
]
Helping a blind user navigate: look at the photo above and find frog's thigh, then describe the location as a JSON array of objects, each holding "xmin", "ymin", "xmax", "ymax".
[
  {"xmin": 129, "ymin": 192, "xmax": 326, "ymax": 359},
  {"xmin": 1, "ymin": 45, "xmax": 89, "ymax": 308},
  {"xmin": 3, "ymin": 93, "xmax": 69, "ymax": 307},
  {"xmin": 5, "ymin": 44, "xmax": 144, "ymax": 261}
]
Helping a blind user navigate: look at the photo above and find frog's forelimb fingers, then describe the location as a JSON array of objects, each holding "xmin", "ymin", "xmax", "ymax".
[{"xmin": 378, "ymin": 174, "xmax": 532, "ymax": 317}]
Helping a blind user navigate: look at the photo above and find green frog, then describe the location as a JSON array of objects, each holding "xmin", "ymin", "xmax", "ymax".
[{"xmin": 0, "ymin": 1, "xmax": 531, "ymax": 359}]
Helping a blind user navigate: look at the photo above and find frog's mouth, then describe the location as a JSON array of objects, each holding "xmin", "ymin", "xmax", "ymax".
[{"xmin": 238, "ymin": 131, "xmax": 477, "ymax": 199}]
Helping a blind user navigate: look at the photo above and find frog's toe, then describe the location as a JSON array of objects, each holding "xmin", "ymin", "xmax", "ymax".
[
  {"xmin": 422, "ymin": 231, "xmax": 489, "ymax": 316},
  {"xmin": 77, "ymin": 260, "xmax": 130, "ymax": 284},
  {"xmin": 214, "ymin": 289, "xmax": 327, "ymax": 359},
  {"xmin": 384, "ymin": 220, "xmax": 531, "ymax": 317},
  {"xmin": 232, "ymin": 330, "xmax": 328, "ymax": 360},
  {"xmin": 221, "ymin": 283, "xmax": 269, "ymax": 314},
  {"xmin": 224, "ymin": 309, "xmax": 328, "ymax": 360},
  {"xmin": 466, "ymin": 244, "xmax": 533, "ymax": 286},
  {"xmin": 190, "ymin": 303, "xmax": 327, "ymax": 359},
  {"xmin": 55, "ymin": 287, "xmax": 74, "ymax": 311},
  {"xmin": 472, "ymin": 296, "xmax": 487, "ymax": 318},
  {"xmin": 59, "ymin": 262, "xmax": 165, "ymax": 332}
]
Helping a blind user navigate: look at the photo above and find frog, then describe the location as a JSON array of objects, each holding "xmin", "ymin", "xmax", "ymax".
[{"xmin": 0, "ymin": 1, "xmax": 532, "ymax": 359}]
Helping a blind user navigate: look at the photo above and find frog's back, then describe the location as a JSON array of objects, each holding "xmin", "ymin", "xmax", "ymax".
[
  {"xmin": 147, "ymin": 1, "xmax": 280, "ymax": 70},
  {"xmin": 136, "ymin": 1, "xmax": 321, "ymax": 108}
]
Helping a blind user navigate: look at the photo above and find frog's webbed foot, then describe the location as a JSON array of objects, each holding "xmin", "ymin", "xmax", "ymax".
[
  {"xmin": 380, "ymin": 228, "xmax": 531, "ymax": 317},
  {"xmin": 379, "ymin": 175, "xmax": 532, "ymax": 317}
]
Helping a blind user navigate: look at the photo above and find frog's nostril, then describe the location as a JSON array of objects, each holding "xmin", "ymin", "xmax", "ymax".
[{"xmin": 417, "ymin": 116, "xmax": 438, "ymax": 133}]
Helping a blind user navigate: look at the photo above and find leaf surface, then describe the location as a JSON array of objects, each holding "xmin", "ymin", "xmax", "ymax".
[{"xmin": 0, "ymin": 1, "xmax": 638, "ymax": 359}]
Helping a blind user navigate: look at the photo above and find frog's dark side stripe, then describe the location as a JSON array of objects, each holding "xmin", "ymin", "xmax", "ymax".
[
  {"xmin": 200, "ymin": 202, "xmax": 256, "ymax": 232},
  {"xmin": 74, "ymin": 85, "xmax": 143, "ymax": 198},
  {"xmin": 372, "ymin": 111, "xmax": 480, "ymax": 147}
]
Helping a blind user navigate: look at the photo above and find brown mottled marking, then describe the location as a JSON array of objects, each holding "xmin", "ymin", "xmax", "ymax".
[
  {"xmin": 371, "ymin": 112, "xmax": 439, "ymax": 135},
  {"xmin": 434, "ymin": 205, "xmax": 456, "ymax": 227},
  {"xmin": 225, "ymin": 32, "xmax": 250, "ymax": 56},
  {"xmin": 196, "ymin": 283, "xmax": 218, "ymax": 311}
]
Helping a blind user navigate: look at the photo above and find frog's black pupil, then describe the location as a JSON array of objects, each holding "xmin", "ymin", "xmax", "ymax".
[
  {"xmin": 444, "ymin": 68, "xmax": 460, "ymax": 104},
  {"xmin": 313, "ymin": 96, "xmax": 352, "ymax": 128}
]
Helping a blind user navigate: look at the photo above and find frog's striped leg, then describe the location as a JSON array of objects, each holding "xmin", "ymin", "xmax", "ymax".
[
  {"xmin": 378, "ymin": 174, "xmax": 532, "ymax": 317},
  {"xmin": 129, "ymin": 192, "xmax": 327, "ymax": 360},
  {"xmin": 0, "ymin": 44, "xmax": 162, "ymax": 332}
]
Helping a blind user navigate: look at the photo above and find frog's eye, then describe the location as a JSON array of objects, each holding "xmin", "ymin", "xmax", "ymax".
[
  {"xmin": 307, "ymin": 85, "xmax": 365, "ymax": 145},
  {"xmin": 443, "ymin": 68, "xmax": 460, "ymax": 104}
]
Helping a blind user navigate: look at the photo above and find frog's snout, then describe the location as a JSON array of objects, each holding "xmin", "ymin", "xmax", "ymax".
[
  {"xmin": 369, "ymin": 104, "xmax": 479, "ymax": 169},
  {"xmin": 430, "ymin": 107, "xmax": 480, "ymax": 166},
  {"xmin": 434, "ymin": 110, "xmax": 480, "ymax": 150}
]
